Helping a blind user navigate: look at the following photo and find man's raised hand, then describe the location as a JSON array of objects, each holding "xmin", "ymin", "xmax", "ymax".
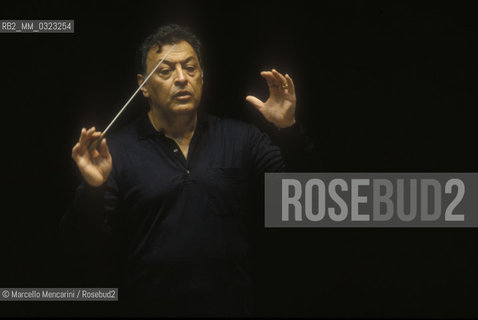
[
  {"xmin": 71, "ymin": 127, "xmax": 112, "ymax": 187},
  {"xmin": 246, "ymin": 69, "xmax": 297, "ymax": 128}
]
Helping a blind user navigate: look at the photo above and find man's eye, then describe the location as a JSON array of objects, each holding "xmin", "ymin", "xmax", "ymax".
[
  {"xmin": 159, "ymin": 69, "xmax": 172, "ymax": 75},
  {"xmin": 185, "ymin": 66, "xmax": 196, "ymax": 72}
]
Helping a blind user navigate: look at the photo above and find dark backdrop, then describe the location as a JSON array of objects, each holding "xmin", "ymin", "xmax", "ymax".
[{"xmin": 1, "ymin": 0, "xmax": 478, "ymax": 317}]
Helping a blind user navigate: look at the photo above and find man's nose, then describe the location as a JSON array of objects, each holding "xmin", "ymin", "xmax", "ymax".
[{"xmin": 174, "ymin": 67, "xmax": 187, "ymax": 86}]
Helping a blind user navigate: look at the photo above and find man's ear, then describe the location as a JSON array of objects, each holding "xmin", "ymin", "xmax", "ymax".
[{"xmin": 137, "ymin": 73, "xmax": 150, "ymax": 98}]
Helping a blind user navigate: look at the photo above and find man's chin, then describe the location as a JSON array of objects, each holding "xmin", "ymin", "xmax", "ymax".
[{"xmin": 170, "ymin": 103, "xmax": 198, "ymax": 114}]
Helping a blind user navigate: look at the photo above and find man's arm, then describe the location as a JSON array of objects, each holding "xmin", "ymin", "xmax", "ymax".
[
  {"xmin": 61, "ymin": 126, "xmax": 115, "ymax": 248},
  {"xmin": 60, "ymin": 177, "xmax": 119, "ymax": 256},
  {"xmin": 268, "ymin": 122, "xmax": 322, "ymax": 172},
  {"xmin": 59, "ymin": 127, "xmax": 119, "ymax": 284}
]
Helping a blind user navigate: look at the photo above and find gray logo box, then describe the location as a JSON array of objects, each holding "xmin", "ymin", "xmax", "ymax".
[{"xmin": 265, "ymin": 173, "xmax": 478, "ymax": 227}]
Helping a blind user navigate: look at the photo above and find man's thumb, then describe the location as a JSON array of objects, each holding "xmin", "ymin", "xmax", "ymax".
[{"xmin": 245, "ymin": 95, "xmax": 264, "ymax": 110}]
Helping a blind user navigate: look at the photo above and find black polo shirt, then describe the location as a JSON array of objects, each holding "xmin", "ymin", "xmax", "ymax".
[{"xmin": 60, "ymin": 112, "xmax": 317, "ymax": 316}]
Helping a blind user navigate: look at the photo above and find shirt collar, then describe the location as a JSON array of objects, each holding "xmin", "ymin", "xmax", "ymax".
[{"xmin": 136, "ymin": 110, "xmax": 208, "ymax": 140}]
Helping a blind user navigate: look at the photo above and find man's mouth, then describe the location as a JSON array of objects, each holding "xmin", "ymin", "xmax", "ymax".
[{"xmin": 174, "ymin": 90, "xmax": 192, "ymax": 100}]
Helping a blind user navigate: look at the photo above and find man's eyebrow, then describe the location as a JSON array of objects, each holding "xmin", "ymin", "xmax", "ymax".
[{"xmin": 158, "ymin": 56, "xmax": 196, "ymax": 67}]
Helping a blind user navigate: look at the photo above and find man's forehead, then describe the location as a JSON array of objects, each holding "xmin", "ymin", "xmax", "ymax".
[{"xmin": 147, "ymin": 41, "xmax": 198, "ymax": 64}]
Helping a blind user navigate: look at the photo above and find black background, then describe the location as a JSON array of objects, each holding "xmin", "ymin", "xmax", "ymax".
[{"xmin": 1, "ymin": 0, "xmax": 478, "ymax": 317}]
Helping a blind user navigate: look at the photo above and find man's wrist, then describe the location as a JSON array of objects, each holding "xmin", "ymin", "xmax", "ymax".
[{"xmin": 276, "ymin": 118, "xmax": 297, "ymax": 130}]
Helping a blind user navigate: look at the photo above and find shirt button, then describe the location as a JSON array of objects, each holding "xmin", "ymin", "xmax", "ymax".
[
  {"xmin": 186, "ymin": 170, "xmax": 190, "ymax": 174},
  {"xmin": 173, "ymin": 148, "xmax": 179, "ymax": 153}
]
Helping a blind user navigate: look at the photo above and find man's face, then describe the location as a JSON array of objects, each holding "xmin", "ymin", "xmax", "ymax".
[{"xmin": 138, "ymin": 40, "xmax": 203, "ymax": 115}]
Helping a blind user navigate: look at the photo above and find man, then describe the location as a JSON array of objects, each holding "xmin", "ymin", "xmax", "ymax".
[{"xmin": 61, "ymin": 24, "xmax": 318, "ymax": 316}]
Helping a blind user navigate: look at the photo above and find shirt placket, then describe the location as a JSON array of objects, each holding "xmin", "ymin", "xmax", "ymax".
[{"xmin": 158, "ymin": 129, "xmax": 201, "ymax": 182}]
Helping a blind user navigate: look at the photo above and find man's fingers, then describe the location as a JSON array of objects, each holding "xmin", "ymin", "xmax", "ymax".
[
  {"xmin": 77, "ymin": 128, "xmax": 91, "ymax": 154},
  {"xmin": 272, "ymin": 69, "xmax": 295, "ymax": 95},
  {"xmin": 91, "ymin": 149, "xmax": 100, "ymax": 158},
  {"xmin": 80, "ymin": 127, "xmax": 96, "ymax": 147},
  {"xmin": 87, "ymin": 132, "xmax": 104, "ymax": 154},
  {"xmin": 72, "ymin": 142, "xmax": 81, "ymax": 161},
  {"xmin": 78, "ymin": 128, "xmax": 87, "ymax": 146},
  {"xmin": 98, "ymin": 138, "xmax": 111, "ymax": 159},
  {"xmin": 245, "ymin": 95, "xmax": 265, "ymax": 110},
  {"xmin": 77, "ymin": 127, "xmax": 101, "ymax": 154},
  {"xmin": 90, "ymin": 131, "xmax": 102, "ymax": 140},
  {"xmin": 271, "ymin": 69, "xmax": 287, "ymax": 87},
  {"xmin": 285, "ymin": 74, "xmax": 296, "ymax": 96},
  {"xmin": 85, "ymin": 127, "xmax": 97, "ymax": 142},
  {"xmin": 72, "ymin": 142, "xmax": 91, "ymax": 168},
  {"xmin": 260, "ymin": 71, "xmax": 281, "ymax": 89}
]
